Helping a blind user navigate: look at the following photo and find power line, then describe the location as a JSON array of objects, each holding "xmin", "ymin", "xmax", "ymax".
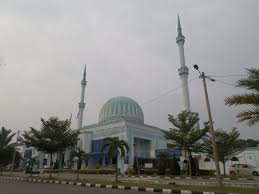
[
  {"xmin": 207, "ymin": 74, "xmax": 246, "ymax": 78},
  {"xmin": 214, "ymin": 79, "xmax": 235, "ymax": 87},
  {"xmin": 142, "ymin": 76, "xmax": 199, "ymax": 106}
]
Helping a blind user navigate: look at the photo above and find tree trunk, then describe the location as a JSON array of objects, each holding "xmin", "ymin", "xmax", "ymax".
[
  {"xmin": 223, "ymin": 161, "xmax": 226, "ymax": 176},
  {"xmin": 49, "ymin": 153, "xmax": 53, "ymax": 178},
  {"xmin": 188, "ymin": 151, "xmax": 192, "ymax": 176},
  {"xmin": 115, "ymin": 159, "xmax": 118, "ymax": 183},
  {"xmin": 57, "ymin": 152, "xmax": 62, "ymax": 178},
  {"xmin": 76, "ymin": 171, "xmax": 79, "ymax": 181}
]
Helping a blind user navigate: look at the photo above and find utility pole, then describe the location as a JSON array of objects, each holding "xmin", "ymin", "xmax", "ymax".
[
  {"xmin": 10, "ymin": 130, "xmax": 20, "ymax": 176},
  {"xmin": 194, "ymin": 65, "xmax": 222, "ymax": 186}
]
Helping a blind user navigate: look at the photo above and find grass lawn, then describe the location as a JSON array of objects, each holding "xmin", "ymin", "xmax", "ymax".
[{"xmin": 18, "ymin": 175, "xmax": 259, "ymax": 194}]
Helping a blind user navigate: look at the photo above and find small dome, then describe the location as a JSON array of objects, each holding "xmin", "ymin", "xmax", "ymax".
[{"xmin": 99, "ymin": 96, "xmax": 144, "ymax": 124}]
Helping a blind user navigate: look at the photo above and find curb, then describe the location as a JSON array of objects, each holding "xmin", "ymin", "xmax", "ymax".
[
  {"xmin": 0, "ymin": 176, "xmax": 238, "ymax": 194},
  {"xmin": 128, "ymin": 175, "xmax": 255, "ymax": 181}
]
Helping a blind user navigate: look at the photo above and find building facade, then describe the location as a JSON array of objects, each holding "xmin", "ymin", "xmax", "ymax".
[{"xmin": 79, "ymin": 96, "xmax": 171, "ymax": 172}]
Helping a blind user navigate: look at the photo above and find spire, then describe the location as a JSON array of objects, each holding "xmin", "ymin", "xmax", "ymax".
[
  {"xmin": 83, "ymin": 64, "xmax": 86, "ymax": 81},
  {"xmin": 177, "ymin": 14, "xmax": 182, "ymax": 36},
  {"xmin": 176, "ymin": 14, "xmax": 185, "ymax": 43}
]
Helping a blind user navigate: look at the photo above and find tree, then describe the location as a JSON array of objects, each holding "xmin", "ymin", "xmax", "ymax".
[
  {"xmin": 235, "ymin": 138, "xmax": 259, "ymax": 149},
  {"xmin": 157, "ymin": 153, "xmax": 169, "ymax": 175},
  {"xmin": 225, "ymin": 68, "xmax": 259, "ymax": 126},
  {"xmin": 25, "ymin": 157, "xmax": 38, "ymax": 177},
  {"xmin": 168, "ymin": 155, "xmax": 181, "ymax": 175},
  {"xmin": 200, "ymin": 128, "xmax": 240, "ymax": 175},
  {"xmin": 163, "ymin": 111, "xmax": 209, "ymax": 176},
  {"xmin": 20, "ymin": 117, "xmax": 79, "ymax": 178},
  {"xmin": 101, "ymin": 137, "xmax": 129, "ymax": 182},
  {"xmin": 0, "ymin": 127, "xmax": 16, "ymax": 175},
  {"xmin": 71, "ymin": 147, "xmax": 88, "ymax": 180}
]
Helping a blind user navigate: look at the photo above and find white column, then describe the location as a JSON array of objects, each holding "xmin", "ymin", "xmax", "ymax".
[
  {"xmin": 78, "ymin": 80, "xmax": 87, "ymax": 130},
  {"xmin": 177, "ymin": 40, "xmax": 191, "ymax": 112}
]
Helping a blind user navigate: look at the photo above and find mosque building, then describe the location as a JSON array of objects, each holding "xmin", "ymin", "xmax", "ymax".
[
  {"xmin": 72, "ymin": 16, "xmax": 189, "ymax": 173},
  {"xmin": 21, "ymin": 16, "xmax": 188, "ymax": 172},
  {"xmin": 78, "ymin": 96, "xmax": 172, "ymax": 172}
]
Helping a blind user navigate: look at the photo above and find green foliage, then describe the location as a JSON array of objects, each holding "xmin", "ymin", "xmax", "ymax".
[
  {"xmin": 71, "ymin": 147, "xmax": 88, "ymax": 170},
  {"xmin": 163, "ymin": 111, "xmax": 209, "ymax": 175},
  {"xmin": 225, "ymin": 68, "xmax": 259, "ymax": 126},
  {"xmin": 101, "ymin": 137, "xmax": 129, "ymax": 160},
  {"xmin": 25, "ymin": 157, "xmax": 38, "ymax": 176},
  {"xmin": 168, "ymin": 155, "xmax": 181, "ymax": 175},
  {"xmin": 199, "ymin": 128, "xmax": 240, "ymax": 175},
  {"xmin": 157, "ymin": 153, "xmax": 169, "ymax": 175},
  {"xmin": 235, "ymin": 138, "xmax": 259, "ymax": 149},
  {"xmin": 157, "ymin": 154, "xmax": 180, "ymax": 175},
  {"xmin": 21, "ymin": 117, "xmax": 79, "ymax": 153},
  {"xmin": 25, "ymin": 157, "xmax": 38, "ymax": 169},
  {"xmin": 101, "ymin": 137, "xmax": 129, "ymax": 182},
  {"xmin": 0, "ymin": 127, "xmax": 16, "ymax": 172},
  {"xmin": 20, "ymin": 117, "xmax": 79, "ymax": 177},
  {"xmin": 42, "ymin": 168, "xmax": 115, "ymax": 174},
  {"xmin": 71, "ymin": 147, "xmax": 88, "ymax": 180}
]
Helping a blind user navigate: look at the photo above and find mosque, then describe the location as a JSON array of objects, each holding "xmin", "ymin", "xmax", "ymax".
[
  {"xmin": 78, "ymin": 96, "xmax": 172, "ymax": 172},
  {"xmin": 22, "ymin": 16, "xmax": 191, "ymax": 172},
  {"xmin": 75, "ymin": 16, "xmax": 190, "ymax": 172}
]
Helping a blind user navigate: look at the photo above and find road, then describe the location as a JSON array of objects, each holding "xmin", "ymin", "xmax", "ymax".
[{"xmin": 0, "ymin": 179, "xmax": 151, "ymax": 194}]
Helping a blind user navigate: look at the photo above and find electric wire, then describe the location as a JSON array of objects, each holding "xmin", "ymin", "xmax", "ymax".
[
  {"xmin": 141, "ymin": 74, "xmax": 240, "ymax": 106},
  {"xmin": 142, "ymin": 76, "xmax": 199, "ymax": 106},
  {"xmin": 214, "ymin": 79, "xmax": 235, "ymax": 87},
  {"xmin": 207, "ymin": 74, "xmax": 246, "ymax": 78}
]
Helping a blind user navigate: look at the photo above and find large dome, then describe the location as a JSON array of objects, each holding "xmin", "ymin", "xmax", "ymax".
[{"xmin": 99, "ymin": 96, "xmax": 144, "ymax": 124}]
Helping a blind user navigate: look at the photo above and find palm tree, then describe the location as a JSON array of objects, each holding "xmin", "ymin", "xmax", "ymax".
[
  {"xmin": 71, "ymin": 148, "xmax": 88, "ymax": 180},
  {"xmin": 0, "ymin": 127, "xmax": 16, "ymax": 175},
  {"xmin": 101, "ymin": 137, "xmax": 129, "ymax": 182},
  {"xmin": 225, "ymin": 68, "xmax": 259, "ymax": 126},
  {"xmin": 25, "ymin": 157, "xmax": 38, "ymax": 177},
  {"xmin": 163, "ymin": 111, "xmax": 209, "ymax": 176}
]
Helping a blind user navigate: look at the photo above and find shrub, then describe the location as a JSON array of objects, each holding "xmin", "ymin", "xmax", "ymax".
[
  {"xmin": 168, "ymin": 156, "xmax": 180, "ymax": 175},
  {"xmin": 43, "ymin": 168, "xmax": 115, "ymax": 174},
  {"xmin": 139, "ymin": 169, "xmax": 158, "ymax": 175},
  {"xmin": 199, "ymin": 169, "xmax": 216, "ymax": 176}
]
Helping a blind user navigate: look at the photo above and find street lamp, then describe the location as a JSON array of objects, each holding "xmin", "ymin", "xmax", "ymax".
[{"xmin": 193, "ymin": 64, "xmax": 222, "ymax": 186}]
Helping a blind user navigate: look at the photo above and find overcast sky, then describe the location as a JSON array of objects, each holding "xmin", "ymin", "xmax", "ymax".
[{"xmin": 0, "ymin": 0, "xmax": 258, "ymax": 139}]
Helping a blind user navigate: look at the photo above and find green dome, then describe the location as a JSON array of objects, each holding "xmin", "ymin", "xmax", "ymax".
[{"xmin": 99, "ymin": 96, "xmax": 144, "ymax": 124}]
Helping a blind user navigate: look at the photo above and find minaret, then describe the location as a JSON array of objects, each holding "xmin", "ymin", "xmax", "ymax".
[
  {"xmin": 176, "ymin": 15, "xmax": 191, "ymax": 112},
  {"xmin": 78, "ymin": 65, "xmax": 87, "ymax": 129}
]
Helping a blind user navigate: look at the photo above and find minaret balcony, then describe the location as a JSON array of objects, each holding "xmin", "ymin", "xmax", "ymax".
[
  {"xmin": 176, "ymin": 35, "xmax": 185, "ymax": 44},
  {"xmin": 178, "ymin": 66, "xmax": 189, "ymax": 76},
  {"xmin": 79, "ymin": 102, "xmax": 85, "ymax": 108},
  {"xmin": 81, "ymin": 80, "xmax": 87, "ymax": 85}
]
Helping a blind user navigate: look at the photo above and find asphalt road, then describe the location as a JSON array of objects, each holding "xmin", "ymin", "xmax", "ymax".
[{"xmin": 0, "ymin": 179, "xmax": 151, "ymax": 194}]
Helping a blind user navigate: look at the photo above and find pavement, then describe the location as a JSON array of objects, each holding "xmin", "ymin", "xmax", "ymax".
[{"xmin": 0, "ymin": 178, "xmax": 152, "ymax": 194}]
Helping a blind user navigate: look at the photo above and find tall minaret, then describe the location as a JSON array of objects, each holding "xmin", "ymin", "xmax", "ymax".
[
  {"xmin": 77, "ymin": 65, "xmax": 87, "ymax": 129},
  {"xmin": 176, "ymin": 15, "xmax": 191, "ymax": 112}
]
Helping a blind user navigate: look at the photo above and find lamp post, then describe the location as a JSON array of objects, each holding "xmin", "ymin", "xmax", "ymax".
[{"xmin": 193, "ymin": 64, "xmax": 222, "ymax": 186}]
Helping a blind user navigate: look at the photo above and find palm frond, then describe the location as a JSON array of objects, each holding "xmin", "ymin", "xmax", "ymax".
[
  {"xmin": 225, "ymin": 93, "xmax": 259, "ymax": 106},
  {"xmin": 236, "ymin": 107, "xmax": 259, "ymax": 126},
  {"xmin": 237, "ymin": 68, "xmax": 259, "ymax": 91}
]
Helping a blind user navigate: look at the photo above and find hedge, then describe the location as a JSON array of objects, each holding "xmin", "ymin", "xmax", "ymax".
[
  {"xmin": 139, "ymin": 169, "xmax": 216, "ymax": 176},
  {"xmin": 42, "ymin": 168, "xmax": 115, "ymax": 174}
]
